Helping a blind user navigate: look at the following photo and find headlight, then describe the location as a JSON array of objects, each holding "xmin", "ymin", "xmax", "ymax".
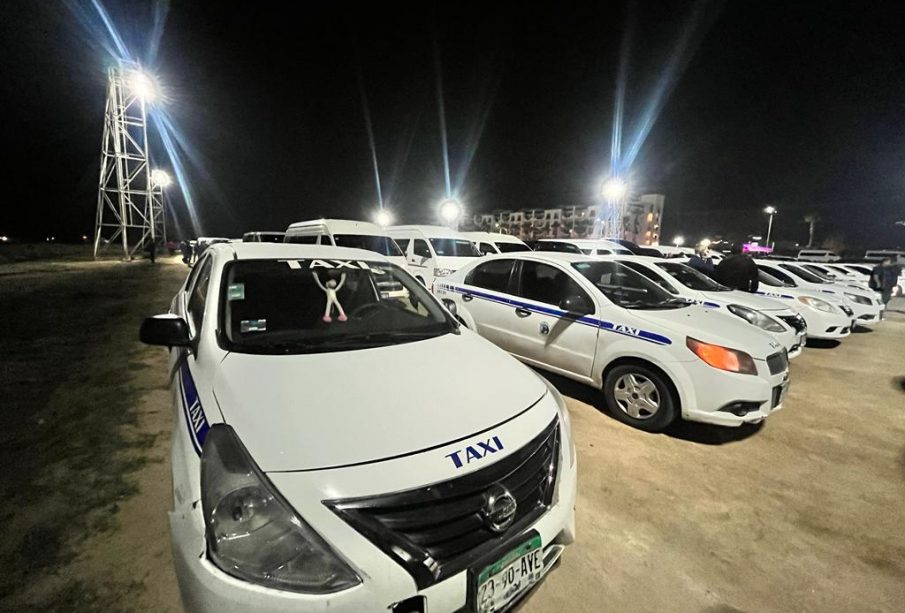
[
  {"xmin": 433, "ymin": 267, "xmax": 455, "ymax": 276},
  {"xmin": 201, "ymin": 425, "xmax": 360, "ymax": 593},
  {"xmin": 797, "ymin": 295, "xmax": 835, "ymax": 313},
  {"xmin": 843, "ymin": 292, "xmax": 871, "ymax": 306},
  {"xmin": 727, "ymin": 304, "xmax": 786, "ymax": 333},
  {"xmin": 686, "ymin": 337, "xmax": 757, "ymax": 375},
  {"xmin": 538, "ymin": 374, "xmax": 575, "ymax": 467}
]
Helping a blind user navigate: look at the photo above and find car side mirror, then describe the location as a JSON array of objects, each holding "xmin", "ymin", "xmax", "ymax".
[
  {"xmin": 140, "ymin": 314, "xmax": 191, "ymax": 347},
  {"xmin": 442, "ymin": 298, "xmax": 458, "ymax": 316},
  {"xmin": 559, "ymin": 294, "xmax": 593, "ymax": 316}
]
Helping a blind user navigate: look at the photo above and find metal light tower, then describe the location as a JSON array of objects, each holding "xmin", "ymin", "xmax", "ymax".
[{"xmin": 93, "ymin": 61, "xmax": 166, "ymax": 259}]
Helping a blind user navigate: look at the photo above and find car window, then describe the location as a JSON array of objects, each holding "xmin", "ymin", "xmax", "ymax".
[
  {"xmin": 516, "ymin": 261, "xmax": 590, "ymax": 306},
  {"xmin": 477, "ymin": 242, "xmax": 497, "ymax": 255},
  {"xmin": 802, "ymin": 264, "xmax": 834, "ymax": 280},
  {"xmin": 333, "ymin": 234, "xmax": 403, "ymax": 256},
  {"xmin": 495, "ymin": 242, "xmax": 530, "ymax": 253},
  {"xmin": 535, "ymin": 241, "xmax": 582, "ymax": 254},
  {"xmin": 220, "ymin": 259, "xmax": 452, "ymax": 354},
  {"xmin": 284, "ymin": 234, "xmax": 318, "ymax": 244},
  {"xmin": 395, "ymin": 238, "xmax": 410, "ymax": 253},
  {"xmin": 657, "ymin": 261, "xmax": 731, "ymax": 291},
  {"xmin": 413, "ymin": 239, "xmax": 431, "ymax": 258},
  {"xmin": 759, "ymin": 265, "xmax": 797, "ymax": 286},
  {"xmin": 619, "ymin": 261, "xmax": 679, "ymax": 294},
  {"xmin": 572, "ymin": 261, "xmax": 684, "ymax": 309},
  {"xmin": 429, "ymin": 238, "xmax": 480, "ymax": 257},
  {"xmin": 465, "ymin": 259, "xmax": 516, "ymax": 293},
  {"xmin": 187, "ymin": 256, "xmax": 213, "ymax": 333},
  {"xmin": 780, "ymin": 263, "xmax": 827, "ymax": 284}
]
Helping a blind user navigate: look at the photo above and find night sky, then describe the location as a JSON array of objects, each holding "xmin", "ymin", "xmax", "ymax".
[{"xmin": 3, "ymin": 0, "xmax": 905, "ymax": 250}]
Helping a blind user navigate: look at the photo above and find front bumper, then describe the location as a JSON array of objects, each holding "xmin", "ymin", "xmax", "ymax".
[
  {"xmin": 170, "ymin": 434, "xmax": 577, "ymax": 613},
  {"xmin": 672, "ymin": 358, "xmax": 789, "ymax": 427}
]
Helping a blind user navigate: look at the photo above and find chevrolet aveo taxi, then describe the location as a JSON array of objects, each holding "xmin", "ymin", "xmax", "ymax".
[
  {"xmin": 139, "ymin": 243, "xmax": 577, "ymax": 613},
  {"xmin": 436, "ymin": 252, "xmax": 792, "ymax": 431}
]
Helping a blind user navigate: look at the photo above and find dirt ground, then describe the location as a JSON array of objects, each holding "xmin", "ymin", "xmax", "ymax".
[{"xmin": 1, "ymin": 252, "xmax": 903, "ymax": 612}]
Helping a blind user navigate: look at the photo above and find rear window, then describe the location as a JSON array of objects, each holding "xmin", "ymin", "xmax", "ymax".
[
  {"xmin": 534, "ymin": 241, "xmax": 582, "ymax": 254},
  {"xmin": 429, "ymin": 238, "xmax": 480, "ymax": 257},
  {"xmin": 495, "ymin": 242, "xmax": 531, "ymax": 253},
  {"xmin": 333, "ymin": 234, "xmax": 403, "ymax": 257},
  {"xmin": 285, "ymin": 234, "xmax": 318, "ymax": 244}
]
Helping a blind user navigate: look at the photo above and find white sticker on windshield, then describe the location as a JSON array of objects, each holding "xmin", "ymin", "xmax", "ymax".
[
  {"xmin": 228, "ymin": 283, "xmax": 245, "ymax": 300},
  {"xmin": 240, "ymin": 319, "xmax": 267, "ymax": 333}
]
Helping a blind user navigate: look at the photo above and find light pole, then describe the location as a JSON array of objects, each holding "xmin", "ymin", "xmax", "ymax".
[{"xmin": 764, "ymin": 206, "xmax": 777, "ymax": 247}]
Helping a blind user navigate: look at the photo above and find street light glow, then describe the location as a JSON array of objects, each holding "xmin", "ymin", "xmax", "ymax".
[
  {"xmin": 764, "ymin": 205, "xmax": 777, "ymax": 215},
  {"xmin": 601, "ymin": 177, "xmax": 628, "ymax": 201},
  {"xmin": 439, "ymin": 198, "xmax": 462, "ymax": 223},
  {"xmin": 673, "ymin": 235, "xmax": 684, "ymax": 247},
  {"xmin": 150, "ymin": 169, "xmax": 172, "ymax": 187},
  {"xmin": 128, "ymin": 70, "xmax": 158, "ymax": 102},
  {"xmin": 374, "ymin": 209, "xmax": 392, "ymax": 227}
]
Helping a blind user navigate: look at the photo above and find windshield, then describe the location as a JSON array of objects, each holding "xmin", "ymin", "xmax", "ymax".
[
  {"xmin": 333, "ymin": 234, "xmax": 403, "ymax": 257},
  {"xmin": 780, "ymin": 263, "xmax": 829, "ymax": 284},
  {"xmin": 619, "ymin": 260, "xmax": 679, "ymax": 294},
  {"xmin": 802, "ymin": 264, "xmax": 835, "ymax": 280},
  {"xmin": 220, "ymin": 259, "xmax": 452, "ymax": 354},
  {"xmin": 495, "ymin": 242, "xmax": 531, "ymax": 253},
  {"xmin": 572, "ymin": 261, "xmax": 687, "ymax": 309},
  {"xmin": 429, "ymin": 238, "xmax": 480, "ymax": 257},
  {"xmin": 657, "ymin": 261, "xmax": 731, "ymax": 291},
  {"xmin": 758, "ymin": 269, "xmax": 795, "ymax": 287}
]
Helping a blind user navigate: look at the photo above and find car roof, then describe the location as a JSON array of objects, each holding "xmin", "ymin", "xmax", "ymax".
[
  {"xmin": 388, "ymin": 225, "xmax": 471, "ymax": 238},
  {"xmin": 212, "ymin": 242, "xmax": 390, "ymax": 262},
  {"xmin": 462, "ymin": 231, "xmax": 526, "ymax": 244},
  {"xmin": 285, "ymin": 219, "xmax": 385, "ymax": 233},
  {"xmin": 481, "ymin": 251, "xmax": 602, "ymax": 265}
]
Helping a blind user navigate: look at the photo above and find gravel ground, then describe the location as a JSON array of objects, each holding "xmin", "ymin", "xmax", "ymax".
[{"xmin": 2, "ymin": 253, "xmax": 903, "ymax": 612}]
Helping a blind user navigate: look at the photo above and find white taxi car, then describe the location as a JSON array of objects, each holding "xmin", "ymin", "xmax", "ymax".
[
  {"xmin": 754, "ymin": 269, "xmax": 852, "ymax": 341},
  {"xmin": 612, "ymin": 256, "xmax": 807, "ymax": 358},
  {"xmin": 756, "ymin": 260, "xmax": 882, "ymax": 328},
  {"xmin": 436, "ymin": 252, "xmax": 791, "ymax": 431},
  {"xmin": 140, "ymin": 243, "xmax": 577, "ymax": 613}
]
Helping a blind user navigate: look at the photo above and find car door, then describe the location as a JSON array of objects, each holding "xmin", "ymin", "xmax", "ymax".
[
  {"xmin": 457, "ymin": 259, "xmax": 519, "ymax": 347},
  {"xmin": 504, "ymin": 260, "xmax": 599, "ymax": 379},
  {"xmin": 408, "ymin": 238, "xmax": 433, "ymax": 282}
]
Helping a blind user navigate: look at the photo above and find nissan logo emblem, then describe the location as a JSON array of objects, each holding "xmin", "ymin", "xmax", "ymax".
[{"xmin": 481, "ymin": 484, "xmax": 517, "ymax": 533}]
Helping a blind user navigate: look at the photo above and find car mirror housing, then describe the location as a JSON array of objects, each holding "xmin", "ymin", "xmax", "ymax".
[
  {"xmin": 140, "ymin": 314, "xmax": 191, "ymax": 347},
  {"xmin": 558, "ymin": 295, "xmax": 593, "ymax": 316}
]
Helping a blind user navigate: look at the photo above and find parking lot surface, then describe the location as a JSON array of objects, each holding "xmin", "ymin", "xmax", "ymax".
[{"xmin": 1, "ymin": 256, "xmax": 903, "ymax": 612}]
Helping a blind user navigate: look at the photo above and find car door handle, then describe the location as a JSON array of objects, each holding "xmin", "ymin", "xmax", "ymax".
[
  {"xmin": 462, "ymin": 293, "xmax": 474, "ymax": 302},
  {"xmin": 515, "ymin": 307, "xmax": 532, "ymax": 318}
]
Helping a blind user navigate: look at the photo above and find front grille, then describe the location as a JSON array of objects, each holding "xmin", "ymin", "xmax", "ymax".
[
  {"xmin": 767, "ymin": 350, "xmax": 789, "ymax": 375},
  {"xmin": 325, "ymin": 418, "xmax": 560, "ymax": 589},
  {"xmin": 778, "ymin": 314, "xmax": 807, "ymax": 335}
]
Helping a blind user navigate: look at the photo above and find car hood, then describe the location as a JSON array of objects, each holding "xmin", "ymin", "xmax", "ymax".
[
  {"xmin": 212, "ymin": 332, "xmax": 546, "ymax": 472},
  {"xmin": 701, "ymin": 290, "xmax": 791, "ymax": 313},
  {"xmin": 629, "ymin": 305, "xmax": 779, "ymax": 358}
]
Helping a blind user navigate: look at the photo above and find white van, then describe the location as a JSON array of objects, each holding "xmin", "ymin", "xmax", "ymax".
[
  {"xmin": 463, "ymin": 231, "xmax": 531, "ymax": 255},
  {"xmin": 386, "ymin": 225, "xmax": 481, "ymax": 287},
  {"xmin": 797, "ymin": 249, "xmax": 840, "ymax": 263},
  {"xmin": 864, "ymin": 249, "xmax": 905, "ymax": 263},
  {"xmin": 284, "ymin": 219, "xmax": 406, "ymax": 268}
]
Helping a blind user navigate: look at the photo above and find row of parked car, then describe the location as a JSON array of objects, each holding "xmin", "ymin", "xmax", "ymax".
[{"xmin": 142, "ymin": 218, "xmax": 887, "ymax": 613}]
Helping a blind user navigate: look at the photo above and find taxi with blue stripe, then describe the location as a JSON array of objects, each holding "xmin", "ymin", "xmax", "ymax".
[
  {"xmin": 139, "ymin": 243, "xmax": 577, "ymax": 613},
  {"xmin": 436, "ymin": 252, "xmax": 792, "ymax": 431}
]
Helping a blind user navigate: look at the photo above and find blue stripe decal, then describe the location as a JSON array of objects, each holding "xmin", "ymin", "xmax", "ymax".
[
  {"xmin": 180, "ymin": 362, "xmax": 210, "ymax": 456},
  {"xmin": 439, "ymin": 283, "xmax": 672, "ymax": 345},
  {"xmin": 820, "ymin": 289, "xmax": 835, "ymax": 294},
  {"xmin": 702, "ymin": 301, "xmax": 721, "ymax": 309}
]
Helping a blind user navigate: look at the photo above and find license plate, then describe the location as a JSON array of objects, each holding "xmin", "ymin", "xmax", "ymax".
[{"xmin": 476, "ymin": 535, "xmax": 544, "ymax": 613}]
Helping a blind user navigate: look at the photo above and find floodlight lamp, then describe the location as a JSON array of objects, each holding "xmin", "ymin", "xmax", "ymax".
[
  {"xmin": 764, "ymin": 206, "xmax": 777, "ymax": 215},
  {"xmin": 374, "ymin": 209, "xmax": 392, "ymax": 227},
  {"xmin": 439, "ymin": 198, "xmax": 462, "ymax": 222},
  {"xmin": 673, "ymin": 236, "xmax": 685, "ymax": 246},
  {"xmin": 151, "ymin": 169, "xmax": 172, "ymax": 188},
  {"xmin": 128, "ymin": 70, "xmax": 158, "ymax": 102},
  {"xmin": 601, "ymin": 177, "xmax": 628, "ymax": 201}
]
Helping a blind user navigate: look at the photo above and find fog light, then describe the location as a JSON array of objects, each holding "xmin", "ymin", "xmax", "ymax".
[{"xmin": 718, "ymin": 401, "xmax": 761, "ymax": 417}]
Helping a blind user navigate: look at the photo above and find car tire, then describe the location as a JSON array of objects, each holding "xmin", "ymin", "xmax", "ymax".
[{"xmin": 603, "ymin": 364, "xmax": 677, "ymax": 432}]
